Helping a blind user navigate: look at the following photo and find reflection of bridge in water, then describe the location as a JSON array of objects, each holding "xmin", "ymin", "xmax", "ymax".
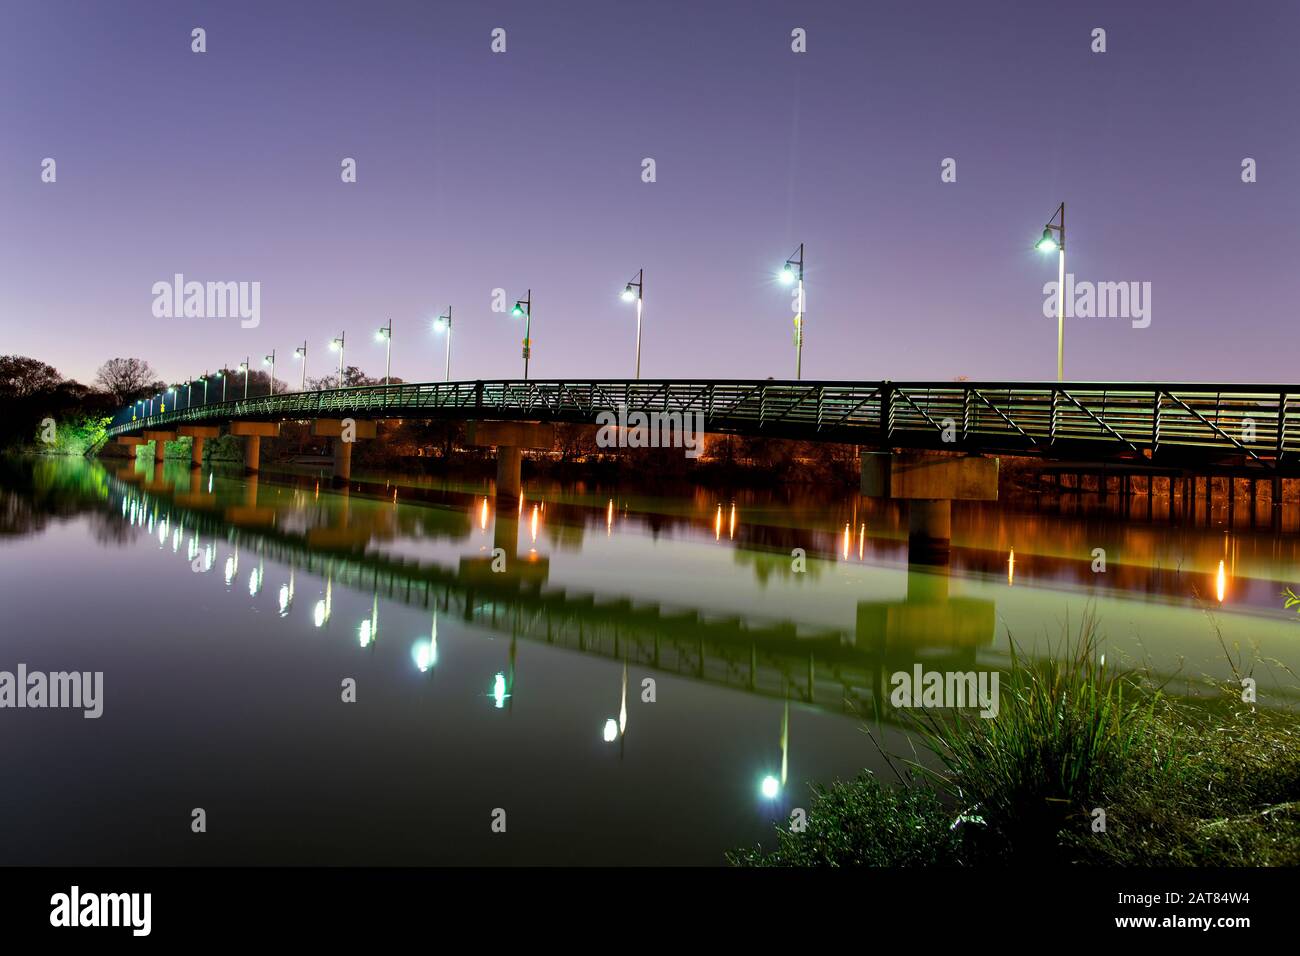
[
  {"xmin": 105, "ymin": 456, "xmax": 1295, "ymax": 716},
  {"xmin": 106, "ymin": 463, "xmax": 997, "ymax": 722}
]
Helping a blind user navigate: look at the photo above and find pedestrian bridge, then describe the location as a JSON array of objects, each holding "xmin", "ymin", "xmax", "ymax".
[{"xmin": 106, "ymin": 378, "xmax": 1300, "ymax": 469}]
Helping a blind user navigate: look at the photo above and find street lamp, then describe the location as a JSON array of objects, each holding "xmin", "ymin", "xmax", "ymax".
[
  {"xmin": 511, "ymin": 290, "xmax": 532, "ymax": 380},
  {"xmin": 216, "ymin": 370, "xmax": 225, "ymax": 402},
  {"xmin": 202, "ymin": 371, "xmax": 210, "ymax": 404},
  {"xmin": 434, "ymin": 307, "xmax": 453, "ymax": 382},
  {"xmin": 375, "ymin": 319, "xmax": 392, "ymax": 386},
  {"xmin": 1038, "ymin": 202, "xmax": 1066, "ymax": 380},
  {"xmin": 239, "ymin": 359, "xmax": 250, "ymax": 400},
  {"xmin": 778, "ymin": 243, "xmax": 805, "ymax": 380},
  {"xmin": 622, "ymin": 269, "xmax": 644, "ymax": 379},
  {"xmin": 294, "ymin": 341, "xmax": 307, "ymax": 391},
  {"xmin": 329, "ymin": 333, "xmax": 346, "ymax": 388},
  {"xmin": 263, "ymin": 350, "xmax": 276, "ymax": 396},
  {"xmin": 186, "ymin": 378, "xmax": 195, "ymax": 408}
]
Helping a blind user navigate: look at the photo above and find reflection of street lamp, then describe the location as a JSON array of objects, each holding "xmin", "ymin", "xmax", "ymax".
[
  {"xmin": 1037, "ymin": 202, "xmax": 1066, "ymax": 380},
  {"xmin": 359, "ymin": 593, "xmax": 378, "ymax": 648},
  {"xmin": 621, "ymin": 269, "xmax": 644, "ymax": 378},
  {"xmin": 759, "ymin": 699, "xmax": 790, "ymax": 799},
  {"xmin": 375, "ymin": 320, "xmax": 392, "ymax": 386},
  {"xmin": 294, "ymin": 341, "xmax": 307, "ymax": 391},
  {"xmin": 278, "ymin": 570, "xmax": 294, "ymax": 617},
  {"xmin": 313, "ymin": 577, "xmax": 333, "ymax": 628},
  {"xmin": 778, "ymin": 243, "xmax": 805, "ymax": 379},
  {"xmin": 434, "ymin": 308, "xmax": 453, "ymax": 382},
  {"xmin": 263, "ymin": 350, "xmax": 276, "ymax": 396},
  {"xmin": 510, "ymin": 290, "xmax": 532, "ymax": 380},
  {"xmin": 413, "ymin": 611, "xmax": 438, "ymax": 672},
  {"xmin": 329, "ymin": 333, "xmax": 346, "ymax": 388},
  {"xmin": 491, "ymin": 672, "xmax": 509, "ymax": 709}
]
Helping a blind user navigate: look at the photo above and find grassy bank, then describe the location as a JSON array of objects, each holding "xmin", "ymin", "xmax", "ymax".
[{"xmin": 731, "ymin": 621, "xmax": 1300, "ymax": 866}]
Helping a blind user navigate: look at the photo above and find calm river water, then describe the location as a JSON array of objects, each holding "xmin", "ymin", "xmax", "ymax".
[{"xmin": 1, "ymin": 456, "xmax": 1297, "ymax": 864}]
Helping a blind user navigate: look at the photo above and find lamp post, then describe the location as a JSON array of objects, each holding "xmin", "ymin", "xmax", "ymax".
[
  {"xmin": 240, "ymin": 359, "xmax": 250, "ymax": 399},
  {"xmin": 621, "ymin": 269, "xmax": 644, "ymax": 379},
  {"xmin": 202, "ymin": 371, "xmax": 210, "ymax": 404},
  {"xmin": 330, "ymin": 333, "xmax": 346, "ymax": 388},
  {"xmin": 294, "ymin": 341, "xmax": 307, "ymax": 390},
  {"xmin": 217, "ymin": 370, "xmax": 226, "ymax": 402},
  {"xmin": 778, "ymin": 243, "xmax": 805, "ymax": 380},
  {"xmin": 1037, "ymin": 202, "xmax": 1066, "ymax": 381},
  {"xmin": 263, "ymin": 350, "xmax": 276, "ymax": 396},
  {"xmin": 187, "ymin": 378, "xmax": 195, "ymax": 408},
  {"xmin": 434, "ymin": 307, "xmax": 453, "ymax": 382},
  {"xmin": 511, "ymin": 290, "xmax": 532, "ymax": 380},
  {"xmin": 376, "ymin": 320, "xmax": 392, "ymax": 386}
]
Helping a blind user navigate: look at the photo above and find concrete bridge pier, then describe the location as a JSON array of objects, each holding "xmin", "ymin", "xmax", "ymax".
[
  {"xmin": 311, "ymin": 419, "xmax": 378, "ymax": 483},
  {"xmin": 143, "ymin": 430, "xmax": 175, "ymax": 463},
  {"xmin": 466, "ymin": 421, "xmax": 555, "ymax": 502},
  {"xmin": 178, "ymin": 425, "xmax": 220, "ymax": 468},
  {"xmin": 229, "ymin": 421, "xmax": 281, "ymax": 473},
  {"xmin": 861, "ymin": 451, "xmax": 999, "ymax": 564}
]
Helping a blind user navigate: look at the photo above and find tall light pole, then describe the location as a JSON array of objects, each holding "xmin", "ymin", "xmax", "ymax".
[
  {"xmin": 778, "ymin": 243, "xmax": 805, "ymax": 380},
  {"xmin": 621, "ymin": 269, "xmax": 644, "ymax": 379},
  {"xmin": 187, "ymin": 377, "xmax": 195, "ymax": 408},
  {"xmin": 511, "ymin": 290, "xmax": 532, "ymax": 380},
  {"xmin": 202, "ymin": 371, "xmax": 210, "ymax": 404},
  {"xmin": 294, "ymin": 341, "xmax": 307, "ymax": 390},
  {"xmin": 330, "ymin": 333, "xmax": 346, "ymax": 388},
  {"xmin": 263, "ymin": 350, "xmax": 276, "ymax": 396},
  {"xmin": 435, "ymin": 307, "xmax": 453, "ymax": 382},
  {"xmin": 376, "ymin": 319, "xmax": 392, "ymax": 385},
  {"xmin": 240, "ymin": 359, "xmax": 250, "ymax": 399},
  {"xmin": 1037, "ymin": 202, "xmax": 1066, "ymax": 380}
]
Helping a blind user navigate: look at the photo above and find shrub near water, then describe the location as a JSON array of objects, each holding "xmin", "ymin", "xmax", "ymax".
[
  {"xmin": 911, "ymin": 616, "xmax": 1160, "ymax": 863},
  {"xmin": 732, "ymin": 615, "xmax": 1300, "ymax": 866}
]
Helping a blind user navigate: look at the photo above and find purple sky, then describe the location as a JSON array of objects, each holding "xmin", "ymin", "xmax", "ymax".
[{"xmin": 3, "ymin": 0, "xmax": 1298, "ymax": 389}]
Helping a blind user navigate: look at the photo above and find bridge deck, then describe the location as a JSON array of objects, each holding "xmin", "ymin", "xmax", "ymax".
[{"xmin": 107, "ymin": 379, "xmax": 1300, "ymax": 469}]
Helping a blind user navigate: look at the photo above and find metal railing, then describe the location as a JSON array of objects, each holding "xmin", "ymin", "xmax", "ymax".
[{"xmin": 106, "ymin": 379, "xmax": 1299, "ymax": 464}]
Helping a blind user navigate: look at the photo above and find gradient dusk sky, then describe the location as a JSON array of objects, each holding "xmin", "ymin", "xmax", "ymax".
[{"xmin": 2, "ymin": 0, "xmax": 1297, "ymax": 389}]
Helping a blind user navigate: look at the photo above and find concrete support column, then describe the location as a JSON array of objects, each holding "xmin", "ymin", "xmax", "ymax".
[
  {"xmin": 191, "ymin": 437, "xmax": 205, "ymax": 468},
  {"xmin": 153, "ymin": 439, "xmax": 166, "ymax": 463},
  {"xmin": 244, "ymin": 435, "xmax": 261, "ymax": 473},
  {"xmin": 333, "ymin": 438, "xmax": 353, "ymax": 482},
  {"xmin": 908, "ymin": 499, "xmax": 951, "ymax": 563},
  {"xmin": 496, "ymin": 445, "xmax": 522, "ymax": 501}
]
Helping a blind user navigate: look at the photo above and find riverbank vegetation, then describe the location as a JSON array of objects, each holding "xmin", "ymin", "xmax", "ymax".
[{"xmin": 730, "ymin": 620, "xmax": 1300, "ymax": 866}]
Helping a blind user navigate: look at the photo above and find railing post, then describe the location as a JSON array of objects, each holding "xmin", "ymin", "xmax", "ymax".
[
  {"xmin": 1276, "ymin": 392, "xmax": 1288, "ymax": 464},
  {"xmin": 1049, "ymin": 388, "xmax": 1059, "ymax": 445},
  {"xmin": 1150, "ymin": 390, "xmax": 1162, "ymax": 455},
  {"xmin": 962, "ymin": 386, "xmax": 973, "ymax": 442},
  {"xmin": 879, "ymin": 383, "xmax": 893, "ymax": 443}
]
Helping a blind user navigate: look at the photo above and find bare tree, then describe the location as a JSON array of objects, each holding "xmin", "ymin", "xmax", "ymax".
[
  {"xmin": 0, "ymin": 355, "xmax": 63, "ymax": 399},
  {"xmin": 95, "ymin": 357, "xmax": 157, "ymax": 403}
]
